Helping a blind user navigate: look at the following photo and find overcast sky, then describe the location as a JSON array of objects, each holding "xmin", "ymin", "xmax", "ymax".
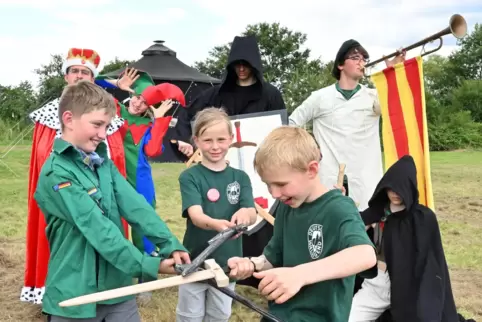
[{"xmin": 0, "ymin": 0, "xmax": 480, "ymax": 89}]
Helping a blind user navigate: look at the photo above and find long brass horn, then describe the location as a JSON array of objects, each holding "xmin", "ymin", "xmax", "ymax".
[{"xmin": 365, "ymin": 14, "xmax": 467, "ymax": 68}]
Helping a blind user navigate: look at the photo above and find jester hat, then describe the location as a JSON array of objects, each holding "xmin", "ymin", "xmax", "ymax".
[
  {"xmin": 130, "ymin": 72, "xmax": 186, "ymax": 107},
  {"xmin": 96, "ymin": 68, "xmax": 185, "ymax": 107}
]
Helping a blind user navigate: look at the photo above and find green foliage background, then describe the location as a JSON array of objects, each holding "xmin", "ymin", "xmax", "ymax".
[{"xmin": 1, "ymin": 22, "xmax": 481, "ymax": 150}]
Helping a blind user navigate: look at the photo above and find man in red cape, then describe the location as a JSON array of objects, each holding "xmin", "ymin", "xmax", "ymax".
[{"xmin": 21, "ymin": 48, "xmax": 131, "ymax": 304}]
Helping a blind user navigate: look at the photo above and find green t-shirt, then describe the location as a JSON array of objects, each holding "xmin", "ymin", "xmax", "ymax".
[
  {"xmin": 262, "ymin": 189, "xmax": 375, "ymax": 322},
  {"xmin": 179, "ymin": 163, "xmax": 255, "ymax": 267}
]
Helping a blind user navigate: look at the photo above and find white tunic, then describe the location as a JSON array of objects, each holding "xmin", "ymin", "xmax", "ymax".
[{"xmin": 289, "ymin": 83, "xmax": 383, "ymax": 211}]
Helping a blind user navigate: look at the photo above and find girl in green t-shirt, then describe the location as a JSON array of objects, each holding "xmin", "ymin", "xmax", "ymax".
[{"xmin": 176, "ymin": 107, "xmax": 257, "ymax": 322}]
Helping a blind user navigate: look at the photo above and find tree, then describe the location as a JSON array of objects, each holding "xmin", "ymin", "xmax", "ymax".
[
  {"xmin": 449, "ymin": 80, "xmax": 482, "ymax": 122},
  {"xmin": 99, "ymin": 57, "xmax": 136, "ymax": 74},
  {"xmin": 194, "ymin": 44, "xmax": 230, "ymax": 80},
  {"xmin": 34, "ymin": 54, "xmax": 65, "ymax": 105},
  {"xmin": 449, "ymin": 23, "xmax": 482, "ymax": 81},
  {"xmin": 0, "ymin": 81, "xmax": 37, "ymax": 122},
  {"xmin": 283, "ymin": 60, "xmax": 335, "ymax": 112},
  {"xmin": 242, "ymin": 23, "xmax": 324, "ymax": 89},
  {"xmin": 422, "ymin": 55, "xmax": 458, "ymax": 102}
]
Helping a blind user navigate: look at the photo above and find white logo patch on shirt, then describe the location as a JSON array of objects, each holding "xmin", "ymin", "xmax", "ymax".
[
  {"xmin": 307, "ymin": 224, "xmax": 323, "ymax": 259},
  {"xmin": 226, "ymin": 181, "xmax": 240, "ymax": 205}
]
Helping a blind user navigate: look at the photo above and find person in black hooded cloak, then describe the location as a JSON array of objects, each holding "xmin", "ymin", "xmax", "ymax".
[
  {"xmin": 172, "ymin": 34, "xmax": 286, "ymax": 154},
  {"xmin": 349, "ymin": 155, "xmax": 458, "ymax": 322},
  {"xmin": 172, "ymin": 35, "xmax": 286, "ymax": 289}
]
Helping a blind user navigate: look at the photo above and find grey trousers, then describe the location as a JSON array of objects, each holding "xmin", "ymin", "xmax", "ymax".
[{"xmin": 46, "ymin": 299, "xmax": 140, "ymax": 322}]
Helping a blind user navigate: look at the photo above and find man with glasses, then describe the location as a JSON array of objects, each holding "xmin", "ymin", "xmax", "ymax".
[{"xmin": 288, "ymin": 39, "xmax": 404, "ymax": 212}]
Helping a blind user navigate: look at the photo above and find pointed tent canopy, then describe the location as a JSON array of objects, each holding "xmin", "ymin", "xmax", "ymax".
[
  {"xmin": 98, "ymin": 40, "xmax": 220, "ymax": 164},
  {"xmin": 102, "ymin": 40, "xmax": 220, "ymax": 84}
]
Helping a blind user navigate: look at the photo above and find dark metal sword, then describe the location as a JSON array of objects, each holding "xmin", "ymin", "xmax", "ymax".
[
  {"xmin": 205, "ymin": 278, "xmax": 284, "ymax": 322},
  {"xmin": 174, "ymin": 265, "xmax": 284, "ymax": 322},
  {"xmin": 175, "ymin": 224, "xmax": 248, "ymax": 277}
]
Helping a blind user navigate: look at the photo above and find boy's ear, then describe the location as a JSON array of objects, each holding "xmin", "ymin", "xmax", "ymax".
[
  {"xmin": 307, "ymin": 160, "xmax": 319, "ymax": 178},
  {"xmin": 61, "ymin": 110, "xmax": 75, "ymax": 129}
]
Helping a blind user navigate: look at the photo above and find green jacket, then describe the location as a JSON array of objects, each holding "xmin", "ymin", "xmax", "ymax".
[{"xmin": 34, "ymin": 138, "xmax": 187, "ymax": 319}]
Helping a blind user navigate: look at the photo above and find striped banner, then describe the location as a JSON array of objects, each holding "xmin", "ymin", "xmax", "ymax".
[{"xmin": 370, "ymin": 56, "xmax": 435, "ymax": 210}]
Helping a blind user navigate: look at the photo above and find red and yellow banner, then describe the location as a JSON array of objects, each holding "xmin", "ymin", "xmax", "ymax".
[{"xmin": 371, "ymin": 56, "xmax": 435, "ymax": 210}]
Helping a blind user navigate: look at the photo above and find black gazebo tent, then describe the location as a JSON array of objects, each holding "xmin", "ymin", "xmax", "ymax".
[{"xmin": 102, "ymin": 40, "xmax": 220, "ymax": 163}]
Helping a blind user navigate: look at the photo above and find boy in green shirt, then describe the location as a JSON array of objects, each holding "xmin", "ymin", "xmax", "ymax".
[
  {"xmin": 33, "ymin": 81, "xmax": 190, "ymax": 322},
  {"xmin": 227, "ymin": 126, "xmax": 377, "ymax": 322},
  {"xmin": 176, "ymin": 107, "xmax": 257, "ymax": 322}
]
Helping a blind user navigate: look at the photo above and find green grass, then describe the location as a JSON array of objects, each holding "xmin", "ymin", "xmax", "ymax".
[{"xmin": 0, "ymin": 146, "xmax": 481, "ymax": 321}]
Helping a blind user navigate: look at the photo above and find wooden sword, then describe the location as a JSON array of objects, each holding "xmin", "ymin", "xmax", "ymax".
[{"xmin": 58, "ymin": 259, "xmax": 229, "ymax": 307}]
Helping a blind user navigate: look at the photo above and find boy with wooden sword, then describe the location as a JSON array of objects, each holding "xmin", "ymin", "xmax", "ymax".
[{"xmin": 33, "ymin": 81, "xmax": 190, "ymax": 322}]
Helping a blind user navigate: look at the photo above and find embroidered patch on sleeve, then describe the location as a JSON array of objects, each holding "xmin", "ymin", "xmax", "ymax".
[
  {"xmin": 87, "ymin": 187, "xmax": 98, "ymax": 196},
  {"xmin": 52, "ymin": 181, "xmax": 71, "ymax": 192}
]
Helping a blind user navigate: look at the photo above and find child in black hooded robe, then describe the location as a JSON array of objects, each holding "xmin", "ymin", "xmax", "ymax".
[{"xmin": 349, "ymin": 155, "xmax": 458, "ymax": 322}]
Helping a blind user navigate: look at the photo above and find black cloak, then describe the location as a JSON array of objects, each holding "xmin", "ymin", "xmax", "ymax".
[
  {"xmin": 360, "ymin": 155, "xmax": 458, "ymax": 322},
  {"xmin": 173, "ymin": 35, "xmax": 286, "ymax": 142}
]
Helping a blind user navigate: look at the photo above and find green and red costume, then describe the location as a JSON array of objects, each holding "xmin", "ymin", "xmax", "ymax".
[{"xmin": 97, "ymin": 71, "xmax": 186, "ymax": 254}]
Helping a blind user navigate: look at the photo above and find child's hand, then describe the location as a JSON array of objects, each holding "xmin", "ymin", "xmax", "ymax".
[
  {"xmin": 231, "ymin": 208, "xmax": 255, "ymax": 226},
  {"xmin": 118, "ymin": 67, "xmax": 140, "ymax": 93},
  {"xmin": 158, "ymin": 258, "xmax": 176, "ymax": 275},
  {"xmin": 212, "ymin": 219, "xmax": 236, "ymax": 232},
  {"xmin": 227, "ymin": 257, "xmax": 255, "ymax": 280},
  {"xmin": 333, "ymin": 184, "xmax": 346, "ymax": 196},
  {"xmin": 254, "ymin": 267, "xmax": 304, "ymax": 304},
  {"xmin": 151, "ymin": 99, "xmax": 175, "ymax": 118},
  {"xmin": 170, "ymin": 250, "xmax": 191, "ymax": 265},
  {"xmin": 177, "ymin": 140, "xmax": 194, "ymax": 157}
]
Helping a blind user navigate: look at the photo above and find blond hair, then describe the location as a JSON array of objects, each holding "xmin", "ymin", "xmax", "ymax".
[
  {"xmin": 254, "ymin": 126, "xmax": 321, "ymax": 176},
  {"xmin": 58, "ymin": 80, "xmax": 117, "ymax": 129},
  {"xmin": 192, "ymin": 107, "xmax": 233, "ymax": 137}
]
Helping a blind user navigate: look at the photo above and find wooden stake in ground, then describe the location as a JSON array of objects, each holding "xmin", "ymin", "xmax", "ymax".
[{"xmin": 58, "ymin": 259, "xmax": 229, "ymax": 307}]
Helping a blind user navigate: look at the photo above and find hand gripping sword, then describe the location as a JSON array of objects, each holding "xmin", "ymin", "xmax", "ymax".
[
  {"xmin": 58, "ymin": 226, "xmax": 247, "ymax": 308},
  {"xmin": 174, "ymin": 225, "xmax": 284, "ymax": 322},
  {"xmin": 175, "ymin": 224, "xmax": 248, "ymax": 276},
  {"xmin": 59, "ymin": 225, "xmax": 284, "ymax": 322}
]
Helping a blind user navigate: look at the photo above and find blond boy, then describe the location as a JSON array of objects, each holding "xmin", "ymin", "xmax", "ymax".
[
  {"xmin": 34, "ymin": 81, "xmax": 189, "ymax": 321},
  {"xmin": 227, "ymin": 126, "xmax": 377, "ymax": 322}
]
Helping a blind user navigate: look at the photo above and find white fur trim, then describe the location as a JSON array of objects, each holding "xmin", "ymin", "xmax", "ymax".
[
  {"xmin": 62, "ymin": 58, "xmax": 98, "ymax": 77},
  {"xmin": 20, "ymin": 286, "xmax": 45, "ymax": 304},
  {"xmin": 29, "ymin": 98, "xmax": 125, "ymax": 138}
]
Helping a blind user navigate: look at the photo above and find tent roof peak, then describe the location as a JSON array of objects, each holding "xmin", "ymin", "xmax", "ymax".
[{"xmin": 142, "ymin": 40, "xmax": 176, "ymax": 57}]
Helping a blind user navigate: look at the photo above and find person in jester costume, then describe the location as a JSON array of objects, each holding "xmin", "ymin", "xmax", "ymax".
[
  {"xmin": 97, "ymin": 69, "xmax": 186, "ymax": 257},
  {"xmin": 21, "ymin": 48, "xmax": 137, "ymax": 305}
]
